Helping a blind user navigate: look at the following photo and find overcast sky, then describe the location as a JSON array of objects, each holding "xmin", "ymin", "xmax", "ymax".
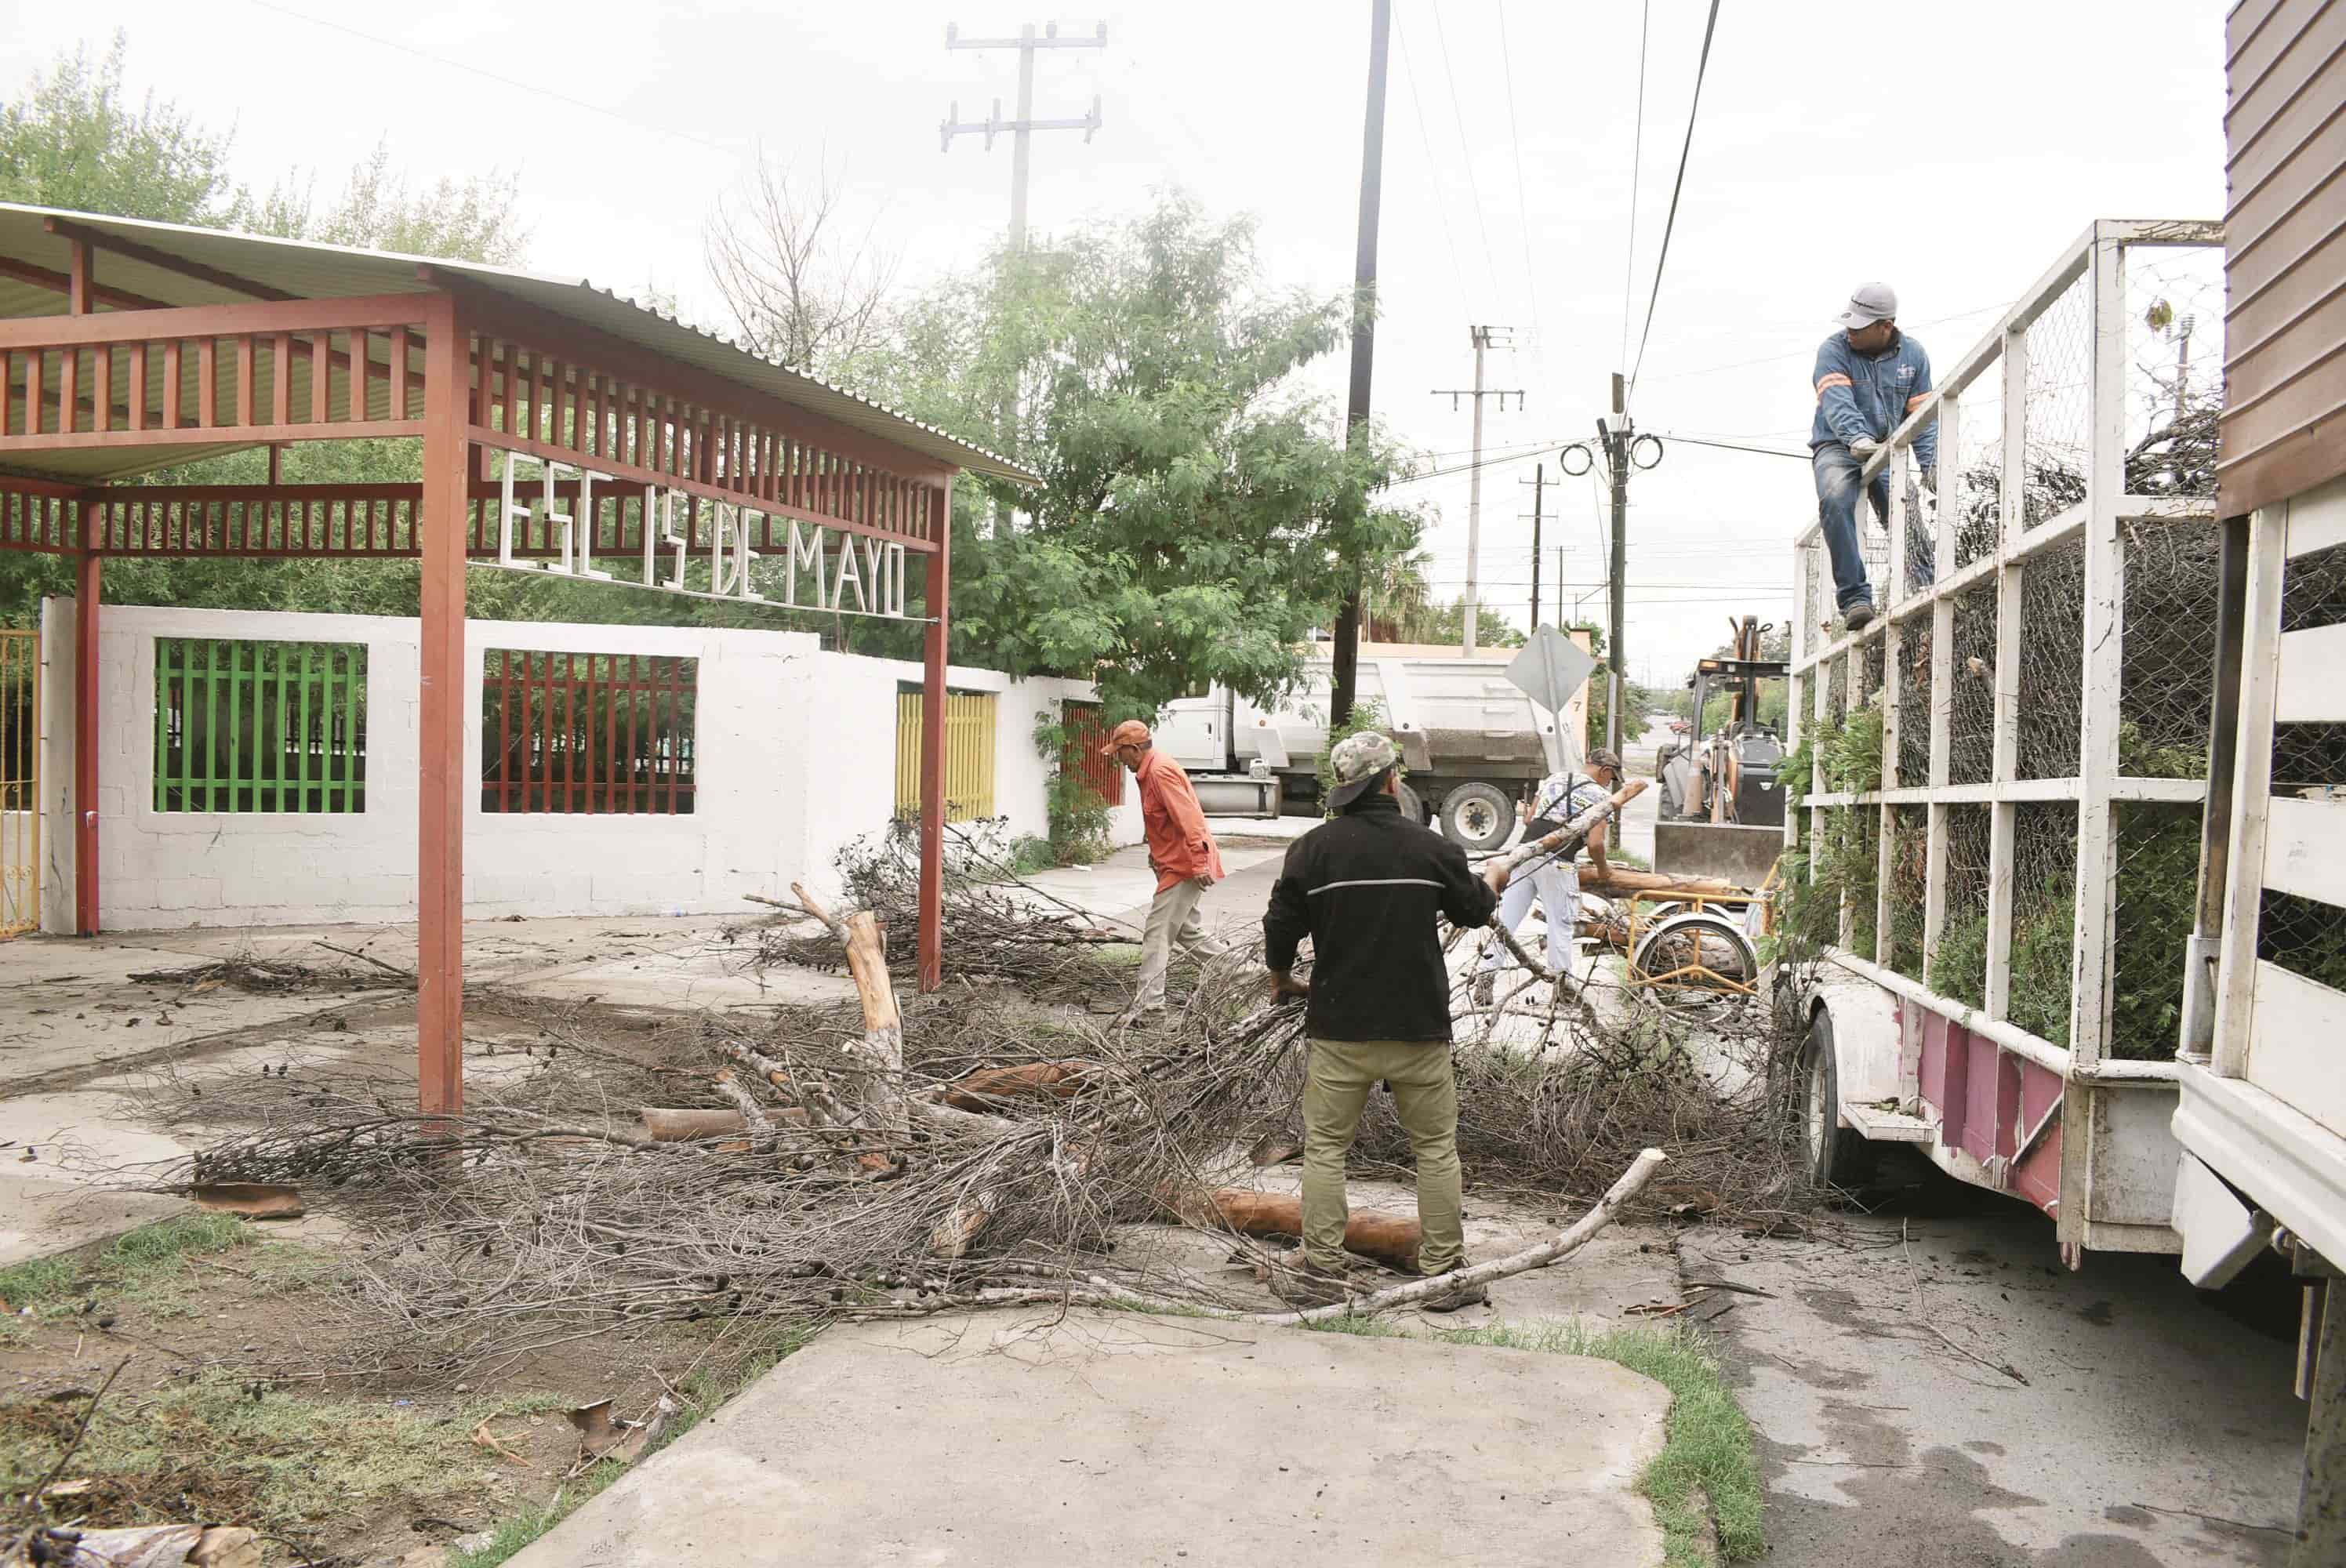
[{"xmin": 5, "ymin": 0, "xmax": 2229, "ymax": 682}]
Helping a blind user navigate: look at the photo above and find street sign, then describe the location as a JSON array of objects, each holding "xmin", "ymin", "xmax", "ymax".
[{"xmin": 1506, "ymin": 625, "xmax": 1597, "ymax": 715}]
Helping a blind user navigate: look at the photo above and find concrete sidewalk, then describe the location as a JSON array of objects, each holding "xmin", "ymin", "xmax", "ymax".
[{"xmin": 504, "ymin": 1308, "xmax": 1671, "ymax": 1568}]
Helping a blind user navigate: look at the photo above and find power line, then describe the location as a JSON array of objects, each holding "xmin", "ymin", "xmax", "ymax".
[
  {"xmin": 1428, "ymin": 2, "xmax": 1504, "ymax": 303},
  {"xmin": 1625, "ymin": 0, "xmax": 1723, "ymax": 402},
  {"xmin": 247, "ymin": 1, "xmax": 739, "ymax": 155},
  {"xmin": 1618, "ymin": 0, "xmax": 1651, "ymax": 372},
  {"xmin": 1494, "ymin": 2, "xmax": 1546, "ymax": 357},
  {"xmin": 1392, "ymin": 6, "xmax": 1472, "ymax": 314},
  {"xmin": 1647, "ymin": 431, "xmax": 1810, "ymax": 460}
]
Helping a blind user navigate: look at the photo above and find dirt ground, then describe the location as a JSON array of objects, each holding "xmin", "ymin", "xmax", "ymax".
[
  {"xmin": 0, "ymin": 900, "xmax": 1720, "ymax": 1566},
  {"xmin": 2, "ymin": 960, "xmax": 819, "ymax": 1567}
]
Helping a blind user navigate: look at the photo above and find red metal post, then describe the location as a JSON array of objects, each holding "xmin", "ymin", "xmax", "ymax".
[
  {"xmin": 417, "ymin": 291, "xmax": 469, "ymax": 1117},
  {"xmin": 73, "ymin": 501, "xmax": 100, "ymax": 936},
  {"xmin": 67, "ymin": 241, "xmax": 99, "ymax": 936},
  {"xmin": 917, "ymin": 477, "xmax": 954, "ymax": 993}
]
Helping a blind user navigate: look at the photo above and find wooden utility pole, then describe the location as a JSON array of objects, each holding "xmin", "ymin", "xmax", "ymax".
[
  {"xmin": 1329, "ymin": 0, "xmax": 1391, "ymax": 729},
  {"xmin": 941, "ymin": 21, "xmax": 1107, "ymax": 251},
  {"xmin": 1433, "ymin": 327, "xmax": 1523, "ymax": 656},
  {"xmin": 1523, "ymin": 462, "xmax": 1545, "ymax": 628},
  {"xmin": 1602, "ymin": 372, "xmax": 1631, "ymax": 753}
]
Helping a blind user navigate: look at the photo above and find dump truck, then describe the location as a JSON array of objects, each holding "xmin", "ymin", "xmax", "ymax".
[{"xmin": 1156, "ymin": 639, "xmax": 1589, "ymax": 846}]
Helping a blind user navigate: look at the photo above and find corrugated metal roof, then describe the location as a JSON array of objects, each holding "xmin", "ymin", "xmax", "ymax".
[{"xmin": 0, "ymin": 201, "xmax": 1038, "ymax": 487}]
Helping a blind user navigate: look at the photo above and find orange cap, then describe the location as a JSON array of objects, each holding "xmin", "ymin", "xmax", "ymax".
[{"xmin": 1098, "ymin": 719, "xmax": 1152, "ymax": 757}]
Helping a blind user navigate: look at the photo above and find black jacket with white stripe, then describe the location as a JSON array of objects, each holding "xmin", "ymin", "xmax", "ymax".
[{"xmin": 1262, "ymin": 792, "xmax": 1500, "ymax": 1043}]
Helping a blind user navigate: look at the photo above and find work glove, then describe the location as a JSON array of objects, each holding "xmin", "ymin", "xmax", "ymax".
[{"xmin": 1847, "ymin": 436, "xmax": 1880, "ymax": 456}]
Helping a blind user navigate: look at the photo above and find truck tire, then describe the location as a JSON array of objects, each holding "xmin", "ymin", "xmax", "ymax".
[
  {"xmin": 1440, "ymin": 782, "xmax": 1513, "ymax": 851},
  {"xmin": 1394, "ymin": 779, "xmax": 1427, "ymax": 826},
  {"xmin": 1799, "ymin": 1007, "xmax": 1872, "ymax": 1192}
]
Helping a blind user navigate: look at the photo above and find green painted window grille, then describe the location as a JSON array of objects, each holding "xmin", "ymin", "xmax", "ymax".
[
  {"xmin": 479, "ymin": 649, "xmax": 698, "ymax": 815},
  {"xmin": 153, "ymin": 638, "xmax": 369, "ymax": 813}
]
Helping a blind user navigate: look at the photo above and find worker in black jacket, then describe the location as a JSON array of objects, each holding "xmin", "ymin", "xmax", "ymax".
[{"xmin": 1262, "ymin": 730, "xmax": 1505, "ymax": 1310}]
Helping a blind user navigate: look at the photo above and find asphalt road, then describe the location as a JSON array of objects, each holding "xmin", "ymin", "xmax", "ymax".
[{"xmin": 1699, "ymin": 1159, "xmax": 2306, "ymax": 1566}]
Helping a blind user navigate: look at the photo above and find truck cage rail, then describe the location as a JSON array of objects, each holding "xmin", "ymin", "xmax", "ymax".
[{"xmin": 1782, "ymin": 221, "xmax": 2228, "ymax": 1253}]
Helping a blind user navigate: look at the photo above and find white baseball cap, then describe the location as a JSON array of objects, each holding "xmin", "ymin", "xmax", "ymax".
[{"xmin": 1837, "ymin": 281, "xmax": 1898, "ymax": 330}]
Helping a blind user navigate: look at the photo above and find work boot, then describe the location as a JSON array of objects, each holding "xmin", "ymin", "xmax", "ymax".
[
  {"xmin": 1420, "ymin": 1265, "xmax": 1490, "ymax": 1314},
  {"xmin": 1842, "ymin": 601, "xmax": 1876, "ymax": 634},
  {"xmin": 1271, "ymin": 1259, "xmax": 1357, "ymax": 1309}
]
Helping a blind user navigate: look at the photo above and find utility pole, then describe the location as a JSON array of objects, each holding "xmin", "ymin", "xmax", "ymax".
[
  {"xmin": 941, "ymin": 21, "xmax": 1106, "ymax": 250},
  {"xmin": 1561, "ymin": 373, "xmax": 1659, "ymax": 753},
  {"xmin": 1432, "ymin": 325, "xmax": 1523, "ymax": 656},
  {"xmin": 1604, "ymin": 372, "xmax": 1629, "ymax": 753},
  {"xmin": 1329, "ymin": 0, "xmax": 1391, "ymax": 730},
  {"xmin": 1521, "ymin": 462, "xmax": 1545, "ymax": 629}
]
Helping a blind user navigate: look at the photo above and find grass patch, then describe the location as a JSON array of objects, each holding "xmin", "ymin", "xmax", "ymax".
[
  {"xmin": 1, "ymin": 1214, "xmax": 259, "ymax": 1327},
  {"xmin": 1300, "ymin": 1314, "xmax": 1760, "ymax": 1563},
  {"xmin": 1, "ymin": 1371, "xmax": 564, "ymax": 1543},
  {"xmin": 448, "ymin": 1322, "xmax": 816, "ymax": 1568}
]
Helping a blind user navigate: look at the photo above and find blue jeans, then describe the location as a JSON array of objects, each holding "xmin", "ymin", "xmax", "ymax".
[{"xmin": 1813, "ymin": 443, "xmax": 1890, "ymax": 612}]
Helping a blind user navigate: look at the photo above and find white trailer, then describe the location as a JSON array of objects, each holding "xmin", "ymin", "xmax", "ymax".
[
  {"xmin": 1156, "ymin": 641, "xmax": 1589, "ymax": 846},
  {"xmin": 1779, "ymin": 219, "xmax": 2228, "ymax": 1259}
]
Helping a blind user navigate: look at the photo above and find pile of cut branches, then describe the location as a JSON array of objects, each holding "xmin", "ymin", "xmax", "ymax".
[
  {"xmin": 750, "ymin": 821, "xmax": 1137, "ymax": 1000},
  {"xmin": 111, "ymin": 787, "xmax": 1805, "ymax": 1370}
]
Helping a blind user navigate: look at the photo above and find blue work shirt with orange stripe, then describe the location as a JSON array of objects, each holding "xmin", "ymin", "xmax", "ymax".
[{"xmin": 1809, "ymin": 328, "xmax": 1937, "ymax": 470}]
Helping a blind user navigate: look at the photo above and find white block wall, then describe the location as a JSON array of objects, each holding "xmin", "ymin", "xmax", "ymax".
[{"xmin": 38, "ymin": 601, "xmax": 1139, "ymax": 933}]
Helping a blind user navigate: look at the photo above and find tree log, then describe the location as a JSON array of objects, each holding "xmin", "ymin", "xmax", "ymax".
[
  {"xmin": 1491, "ymin": 778, "xmax": 1647, "ymax": 883},
  {"xmin": 934, "ymin": 1060, "xmax": 1095, "ymax": 1111},
  {"xmin": 638, "ymin": 1105, "xmax": 815, "ymax": 1142},
  {"xmin": 1191, "ymin": 1189, "xmax": 1425, "ymax": 1272},
  {"xmin": 1578, "ymin": 866, "xmax": 1749, "ymax": 900},
  {"xmin": 792, "ymin": 881, "xmax": 906, "ymax": 1125}
]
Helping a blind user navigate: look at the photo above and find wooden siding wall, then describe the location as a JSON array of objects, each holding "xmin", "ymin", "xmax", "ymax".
[{"xmin": 2221, "ymin": 0, "xmax": 2346, "ymax": 515}]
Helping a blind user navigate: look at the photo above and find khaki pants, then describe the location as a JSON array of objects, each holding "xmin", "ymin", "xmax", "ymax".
[
  {"xmin": 1301, "ymin": 1037, "xmax": 1464, "ymax": 1276},
  {"xmin": 1130, "ymin": 880, "xmax": 1226, "ymax": 1011}
]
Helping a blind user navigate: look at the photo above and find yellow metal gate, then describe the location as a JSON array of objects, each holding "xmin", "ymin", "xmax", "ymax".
[
  {"xmin": 1, "ymin": 629, "xmax": 38, "ymax": 939},
  {"xmin": 895, "ymin": 688, "xmax": 997, "ymax": 822}
]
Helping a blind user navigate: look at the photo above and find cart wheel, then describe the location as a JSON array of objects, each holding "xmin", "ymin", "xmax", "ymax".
[
  {"xmin": 1440, "ymin": 781, "xmax": 1513, "ymax": 850},
  {"xmin": 1799, "ymin": 1007, "xmax": 1872, "ymax": 1192}
]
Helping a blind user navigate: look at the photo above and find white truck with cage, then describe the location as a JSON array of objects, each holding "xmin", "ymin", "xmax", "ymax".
[{"xmin": 1777, "ymin": 218, "xmax": 2228, "ymax": 1261}]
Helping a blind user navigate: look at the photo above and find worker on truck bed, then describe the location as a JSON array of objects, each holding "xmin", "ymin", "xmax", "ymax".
[
  {"xmin": 1261, "ymin": 731, "xmax": 1504, "ymax": 1312},
  {"xmin": 1471, "ymin": 749, "xmax": 1620, "ymax": 1007},
  {"xmin": 1810, "ymin": 281, "xmax": 1937, "ymax": 633},
  {"xmin": 1102, "ymin": 719, "xmax": 1228, "ymax": 1024}
]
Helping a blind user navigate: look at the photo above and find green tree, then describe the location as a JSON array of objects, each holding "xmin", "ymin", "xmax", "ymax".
[
  {"xmin": 0, "ymin": 32, "xmax": 245, "ymax": 225},
  {"xmin": 0, "ymin": 37, "xmax": 532, "ymax": 628},
  {"xmin": 250, "ymin": 140, "xmax": 527, "ymax": 266},
  {"xmin": 841, "ymin": 195, "xmax": 1419, "ymax": 717}
]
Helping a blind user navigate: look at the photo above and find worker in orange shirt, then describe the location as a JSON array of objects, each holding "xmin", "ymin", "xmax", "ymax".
[{"xmin": 1101, "ymin": 720, "xmax": 1228, "ymax": 1022}]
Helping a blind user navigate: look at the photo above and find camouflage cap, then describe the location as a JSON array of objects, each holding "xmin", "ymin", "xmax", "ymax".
[{"xmin": 1327, "ymin": 730, "xmax": 1400, "ymax": 810}]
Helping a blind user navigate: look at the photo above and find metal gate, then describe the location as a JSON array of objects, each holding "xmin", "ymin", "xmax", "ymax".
[
  {"xmin": 1, "ymin": 629, "xmax": 38, "ymax": 938},
  {"xmin": 895, "ymin": 688, "xmax": 997, "ymax": 822}
]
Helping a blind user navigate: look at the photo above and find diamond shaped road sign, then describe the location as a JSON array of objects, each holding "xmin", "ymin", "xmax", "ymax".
[{"xmin": 1506, "ymin": 626, "xmax": 1599, "ymax": 717}]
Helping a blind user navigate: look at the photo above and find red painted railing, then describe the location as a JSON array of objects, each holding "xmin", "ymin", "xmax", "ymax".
[{"xmin": 480, "ymin": 649, "xmax": 697, "ymax": 815}]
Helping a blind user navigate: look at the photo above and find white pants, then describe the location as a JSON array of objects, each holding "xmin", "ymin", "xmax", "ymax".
[
  {"xmin": 1478, "ymin": 857, "xmax": 1579, "ymax": 976},
  {"xmin": 1131, "ymin": 880, "xmax": 1228, "ymax": 1010}
]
